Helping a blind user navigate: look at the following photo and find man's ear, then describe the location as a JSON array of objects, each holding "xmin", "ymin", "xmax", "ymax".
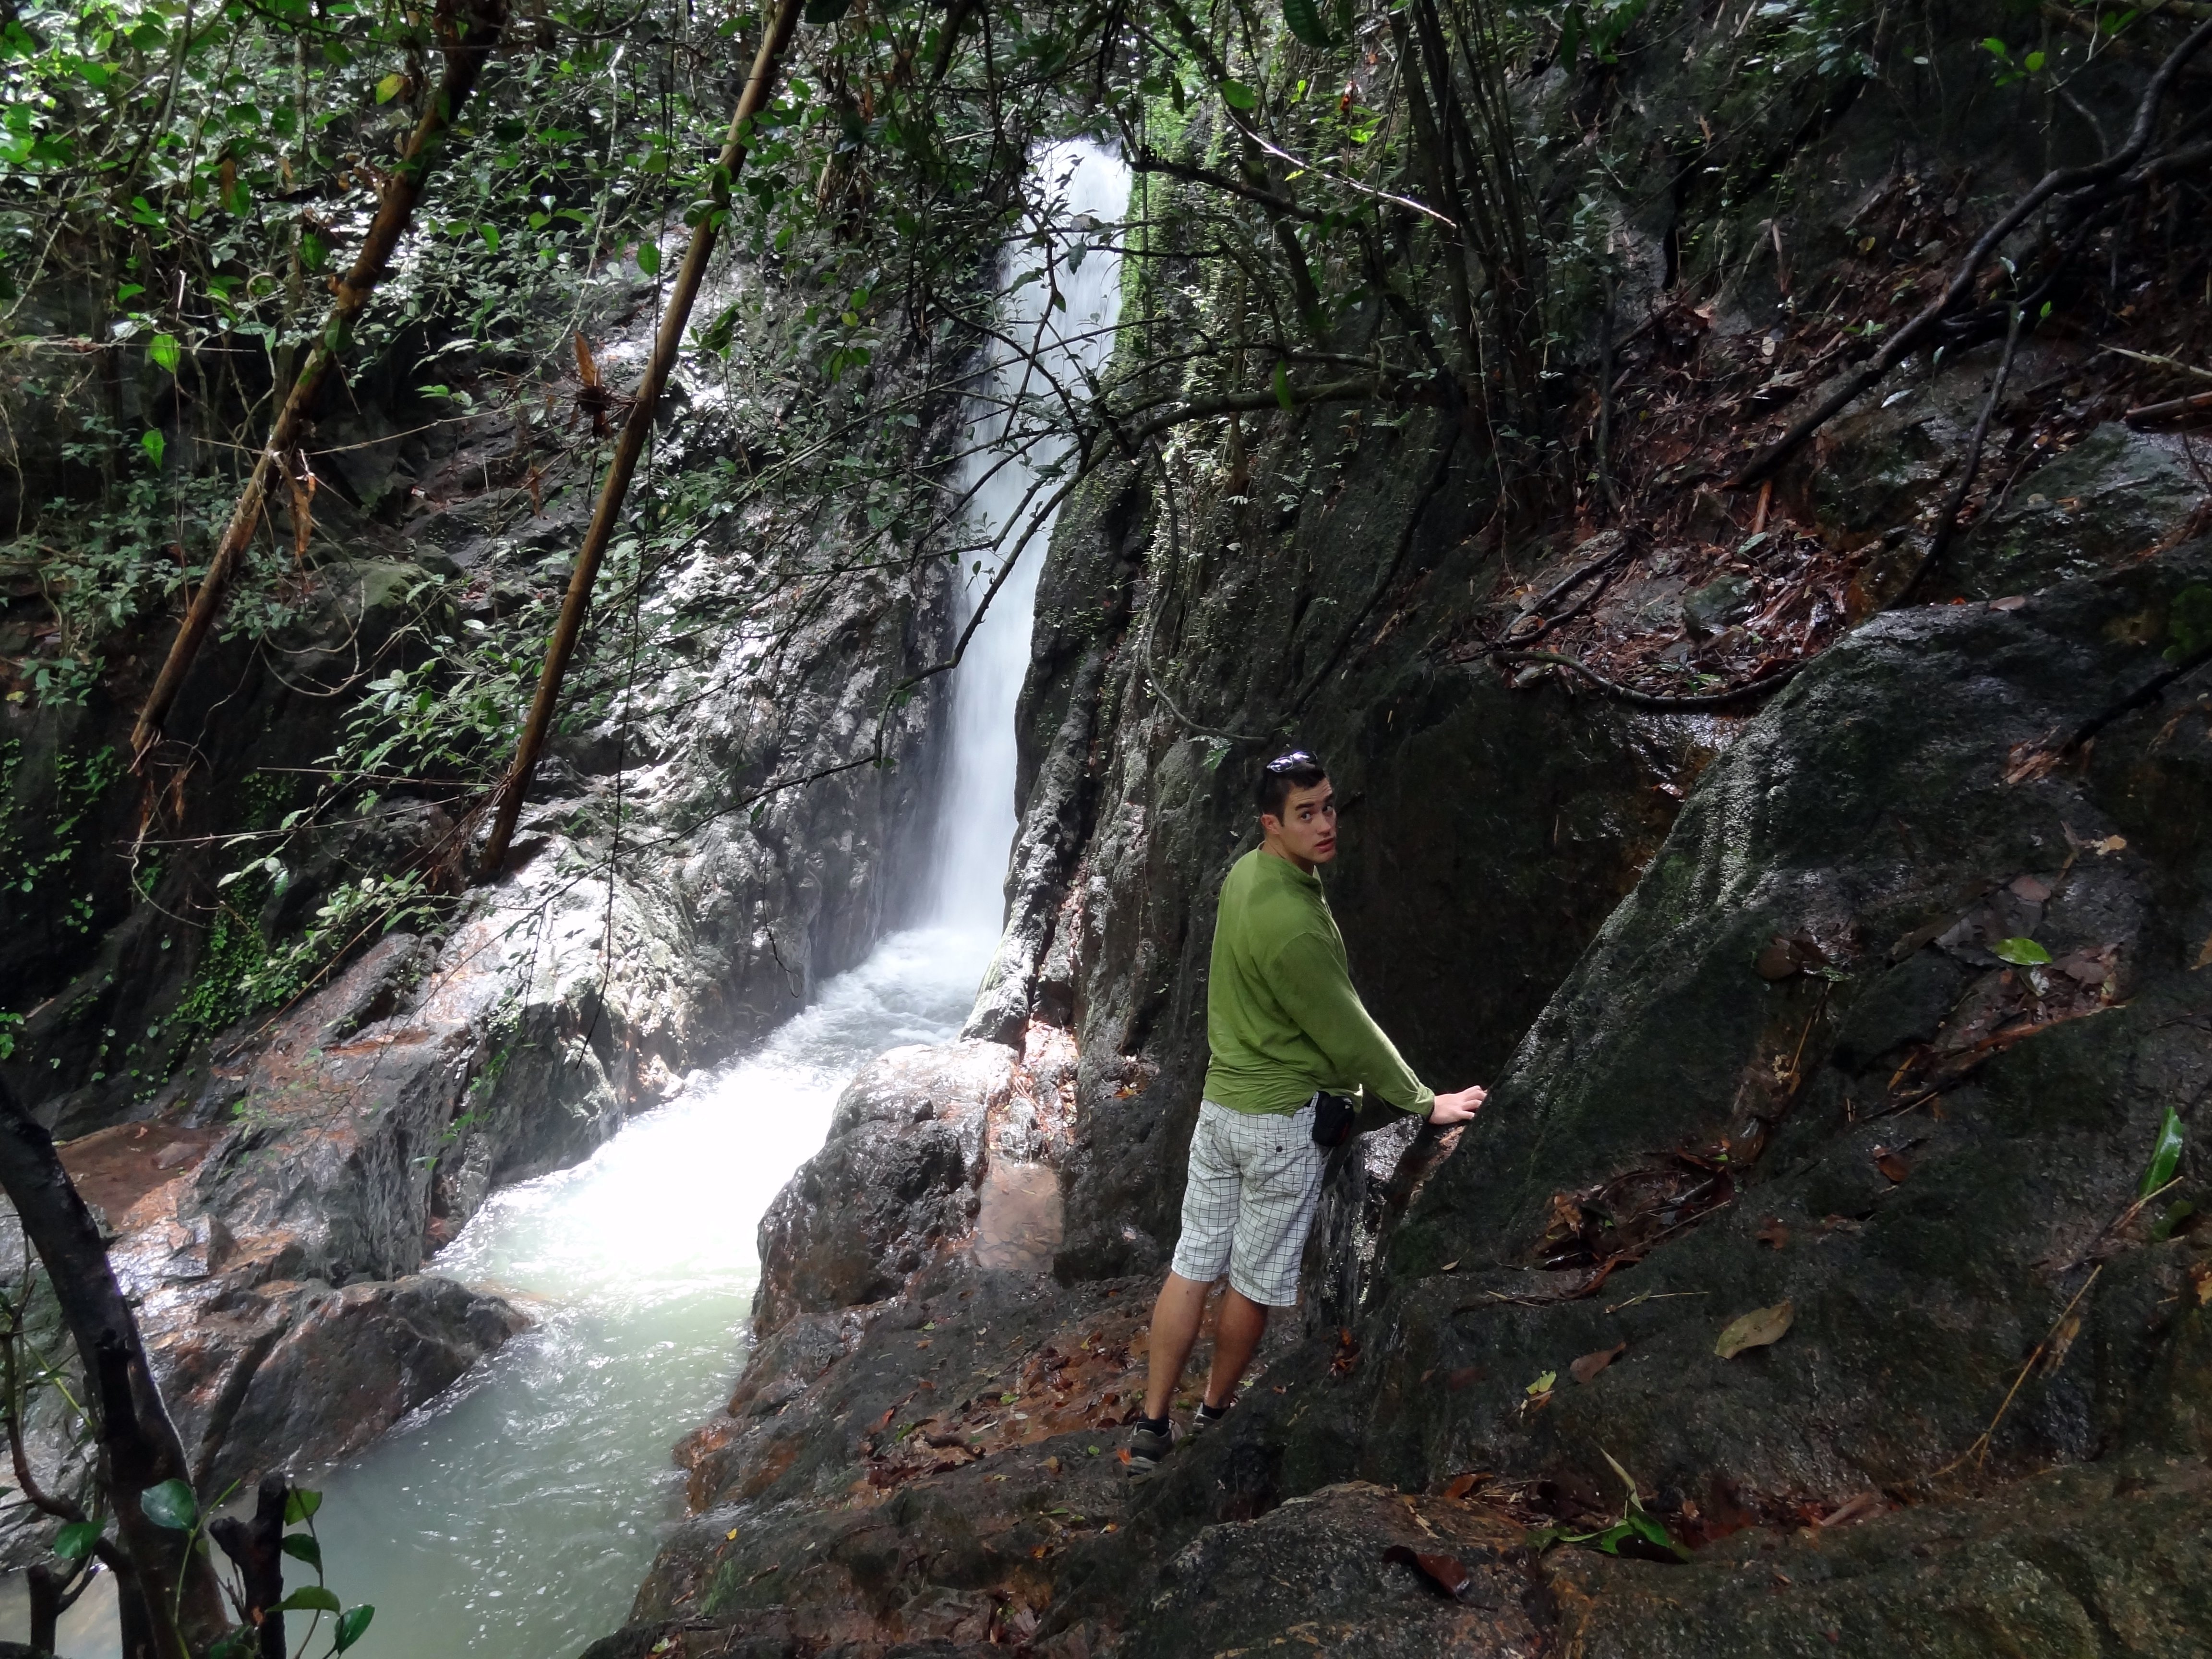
[{"xmin": 1258, "ymin": 812, "xmax": 1280, "ymax": 837}]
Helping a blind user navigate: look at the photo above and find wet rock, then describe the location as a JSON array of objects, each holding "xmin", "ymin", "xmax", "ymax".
[
  {"xmin": 1679, "ymin": 572, "xmax": 1756, "ymax": 637},
  {"xmin": 1555, "ymin": 1458, "xmax": 2212, "ymax": 1656},
  {"xmin": 751, "ymin": 1041, "xmax": 1010, "ymax": 1337},
  {"xmin": 1961, "ymin": 421, "xmax": 2206, "ymax": 598},
  {"xmin": 1124, "ymin": 1482, "xmax": 1546, "ymax": 1659},
  {"xmin": 197, "ymin": 1274, "xmax": 528, "ymax": 1489}
]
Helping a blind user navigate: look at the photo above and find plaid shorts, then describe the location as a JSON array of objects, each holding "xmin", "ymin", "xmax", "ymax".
[{"xmin": 1169, "ymin": 1098, "xmax": 1325, "ymax": 1307}]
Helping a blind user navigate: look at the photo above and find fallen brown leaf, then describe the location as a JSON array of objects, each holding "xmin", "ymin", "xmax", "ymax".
[
  {"xmin": 1873, "ymin": 1146, "xmax": 1911, "ymax": 1184},
  {"xmin": 1443, "ymin": 1473, "xmax": 1479, "ymax": 1501},
  {"xmin": 1756, "ymin": 1217, "xmax": 1790, "ymax": 1250},
  {"xmin": 2008, "ymin": 874, "xmax": 2053, "ymax": 903},
  {"xmin": 1446, "ymin": 1366, "xmax": 1486, "ymax": 1390},
  {"xmin": 1382, "ymin": 1544, "xmax": 1471, "ymax": 1598},
  {"xmin": 1570, "ymin": 1342, "xmax": 1626, "ymax": 1385},
  {"xmin": 1755, "ymin": 939, "xmax": 1802, "ymax": 980},
  {"xmin": 1715, "ymin": 1300, "xmax": 1795, "ymax": 1360}
]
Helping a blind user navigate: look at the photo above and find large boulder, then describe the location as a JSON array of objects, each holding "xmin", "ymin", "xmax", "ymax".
[{"xmin": 751, "ymin": 1041, "xmax": 1011, "ymax": 1337}]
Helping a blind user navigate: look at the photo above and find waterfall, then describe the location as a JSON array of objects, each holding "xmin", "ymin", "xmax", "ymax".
[
  {"xmin": 5, "ymin": 145, "xmax": 1136, "ymax": 1659},
  {"xmin": 929, "ymin": 140, "xmax": 1130, "ymax": 931}
]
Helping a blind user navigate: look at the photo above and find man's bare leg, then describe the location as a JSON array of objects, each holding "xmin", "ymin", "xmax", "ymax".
[
  {"xmin": 1202, "ymin": 1288, "xmax": 1268, "ymax": 1409},
  {"xmin": 1143, "ymin": 1272, "xmax": 1211, "ymax": 1421}
]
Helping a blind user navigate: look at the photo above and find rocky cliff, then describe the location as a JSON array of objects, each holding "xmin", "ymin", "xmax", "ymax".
[{"xmin": 593, "ymin": 0, "xmax": 2212, "ymax": 1652}]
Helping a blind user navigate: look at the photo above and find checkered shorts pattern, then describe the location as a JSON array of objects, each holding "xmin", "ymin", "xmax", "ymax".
[{"xmin": 1168, "ymin": 1098, "xmax": 1326, "ymax": 1307}]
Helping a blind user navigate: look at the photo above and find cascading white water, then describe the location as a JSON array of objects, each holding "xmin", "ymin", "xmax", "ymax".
[
  {"xmin": 14, "ymin": 143, "xmax": 1128, "ymax": 1659},
  {"xmin": 931, "ymin": 142, "xmax": 1131, "ymax": 926}
]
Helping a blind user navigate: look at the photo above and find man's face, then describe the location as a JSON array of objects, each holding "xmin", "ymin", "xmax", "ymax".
[{"xmin": 1262, "ymin": 779, "xmax": 1337, "ymax": 869}]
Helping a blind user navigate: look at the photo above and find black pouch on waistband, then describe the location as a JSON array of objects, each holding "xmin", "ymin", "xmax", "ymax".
[{"xmin": 1310, "ymin": 1092, "xmax": 1356, "ymax": 1148}]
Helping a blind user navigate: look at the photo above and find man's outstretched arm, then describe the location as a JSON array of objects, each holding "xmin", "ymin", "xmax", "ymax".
[{"xmin": 1269, "ymin": 931, "xmax": 1483, "ymax": 1123}]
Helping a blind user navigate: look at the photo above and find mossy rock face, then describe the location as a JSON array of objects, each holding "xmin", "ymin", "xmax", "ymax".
[{"xmin": 1962, "ymin": 423, "xmax": 2206, "ymax": 598}]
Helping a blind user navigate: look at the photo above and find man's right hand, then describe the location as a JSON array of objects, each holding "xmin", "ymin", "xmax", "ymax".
[{"xmin": 1426, "ymin": 1085, "xmax": 1486, "ymax": 1127}]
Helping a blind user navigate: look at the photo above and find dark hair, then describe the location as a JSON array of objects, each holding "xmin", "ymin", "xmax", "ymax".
[{"xmin": 1253, "ymin": 749, "xmax": 1328, "ymax": 820}]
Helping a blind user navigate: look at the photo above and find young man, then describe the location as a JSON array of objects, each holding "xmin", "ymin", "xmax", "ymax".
[{"xmin": 1128, "ymin": 750, "xmax": 1486, "ymax": 1471}]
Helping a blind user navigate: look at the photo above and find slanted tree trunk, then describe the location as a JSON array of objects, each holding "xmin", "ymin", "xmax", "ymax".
[
  {"xmin": 0, "ymin": 1080, "xmax": 229, "ymax": 1659},
  {"xmin": 129, "ymin": 0, "xmax": 512, "ymax": 766}
]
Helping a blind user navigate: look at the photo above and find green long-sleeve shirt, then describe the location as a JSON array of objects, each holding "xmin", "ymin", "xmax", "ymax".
[{"xmin": 1201, "ymin": 847, "xmax": 1434, "ymax": 1118}]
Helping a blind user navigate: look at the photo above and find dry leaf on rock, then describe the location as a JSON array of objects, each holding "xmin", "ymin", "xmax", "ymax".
[
  {"xmin": 1756, "ymin": 1217, "xmax": 1790, "ymax": 1250},
  {"xmin": 1443, "ymin": 1472, "xmax": 1480, "ymax": 1501},
  {"xmin": 1382, "ymin": 1544, "xmax": 1472, "ymax": 1598},
  {"xmin": 1873, "ymin": 1146, "xmax": 1911, "ymax": 1183},
  {"xmin": 1715, "ymin": 1300, "xmax": 1794, "ymax": 1359},
  {"xmin": 1571, "ymin": 1342, "xmax": 1626, "ymax": 1384}
]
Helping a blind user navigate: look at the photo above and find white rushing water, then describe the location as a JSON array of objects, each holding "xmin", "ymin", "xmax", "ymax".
[
  {"xmin": 931, "ymin": 142, "xmax": 1130, "ymax": 923},
  {"xmin": 19, "ymin": 141, "xmax": 1128, "ymax": 1659}
]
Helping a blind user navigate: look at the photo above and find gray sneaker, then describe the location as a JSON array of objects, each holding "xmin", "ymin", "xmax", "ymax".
[
  {"xmin": 1187, "ymin": 1399, "xmax": 1233, "ymax": 1437},
  {"xmin": 1126, "ymin": 1417, "xmax": 1176, "ymax": 1474}
]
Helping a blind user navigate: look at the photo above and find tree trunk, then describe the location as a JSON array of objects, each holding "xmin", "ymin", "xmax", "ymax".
[
  {"xmin": 208, "ymin": 1475, "xmax": 289, "ymax": 1659},
  {"xmin": 129, "ymin": 0, "xmax": 512, "ymax": 765},
  {"xmin": 0, "ymin": 1080, "xmax": 229, "ymax": 1659}
]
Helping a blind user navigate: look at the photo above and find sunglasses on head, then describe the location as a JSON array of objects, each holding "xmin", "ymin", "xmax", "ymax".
[{"xmin": 1264, "ymin": 751, "xmax": 1316, "ymax": 773}]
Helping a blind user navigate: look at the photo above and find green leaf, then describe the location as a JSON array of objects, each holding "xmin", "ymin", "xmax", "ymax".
[
  {"xmin": 2152, "ymin": 1200, "xmax": 2195, "ymax": 1242},
  {"xmin": 54, "ymin": 1520, "xmax": 102, "ymax": 1559},
  {"xmin": 278, "ymin": 1586, "xmax": 342, "ymax": 1614},
  {"xmin": 1273, "ymin": 359, "xmax": 1294, "ymax": 411},
  {"xmin": 2140, "ymin": 1107, "xmax": 2185, "ymax": 1199},
  {"xmin": 2165, "ymin": 584, "xmax": 2212, "ymax": 662},
  {"xmin": 374, "ymin": 72, "xmax": 405, "ymax": 103},
  {"xmin": 1282, "ymin": 0, "xmax": 1334, "ymax": 49},
  {"xmin": 2024, "ymin": 48, "xmax": 2046, "ymax": 71},
  {"xmin": 280, "ymin": 1531, "xmax": 323, "ymax": 1570},
  {"xmin": 802, "ymin": 0, "xmax": 851, "ymax": 22},
  {"xmin": 1993, "ymin": 937, "xmax": 2051, "ymax": 966},
  {"xmin": 635, "ymin": 240, "xmax": 661, "ymax": 276},
  {"xmin": 1982, "ymin": 36, "xmax": 2009, "ymax": 56},
  {"xmin": 283, "ymin": 1488, "xmax": 323, "ymax": 1524},
  {"xmin": 1219, "ymin": 79, "xmax": 1259, "ymax": 110},
  {"xmin": 140, "ymin": 429, "xmax": 165, "ymax": 471},
  {"xmin": 1714, "ymin": 1299, "xmax": 1794, "ymax": 1359},
  {"xmin": 140, "ymin": 1479, "xmax": 196, "ymax": 1530},
  {"xmin": 1525, "ymin": 1370, "xmax": 1557, "ymax": 1396},
  {"xmin": 148, "ymin": 333, "xmax": 180, "ymax": 373},
  {"xmin": 334, "ymin": 1605, "xmax": 375, "ymax": 1651},
  {"xmin": 478, "ymin": 223, "xmax": 500, "ymax": 254},
  {"xmin": 1558, "ymin": 3, "xmax": 1584, "ymax": 65}
]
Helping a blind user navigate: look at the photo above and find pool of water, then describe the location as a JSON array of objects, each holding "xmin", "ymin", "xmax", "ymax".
[{"xmin": 35, "ymin": 926, "xmax": 992, "ymax": 1659}]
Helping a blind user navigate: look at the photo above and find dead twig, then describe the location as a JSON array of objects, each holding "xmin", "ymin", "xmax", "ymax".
[{"xmin": 1900, "ymin": 307, "xmax": 2026, "ymax": 601}]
